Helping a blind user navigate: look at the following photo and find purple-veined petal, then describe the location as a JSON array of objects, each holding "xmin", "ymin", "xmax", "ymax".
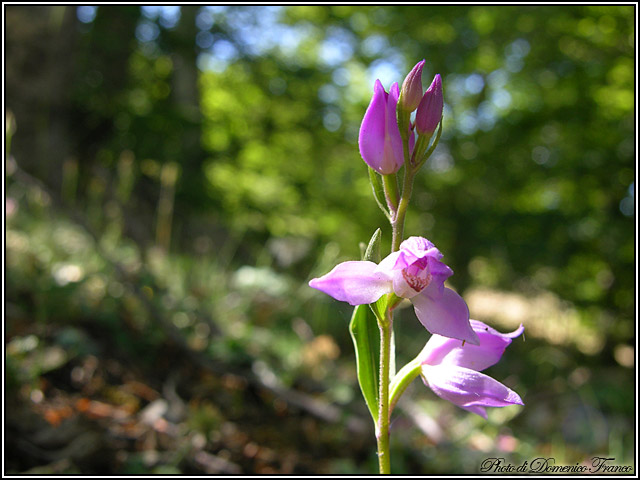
[
  {"xmin": 390, "ymin": 267, "xmax": 422, "ymax": 299},
  {"xmin": 421, "ymin": 364, "xmax": 524, "ymax": 419},
  {"xmin": 308, "ymin": 261, "xmax": 392, "ymax": 306},
  {"xmin": 378, "ymin": 251, "xmax": 425, "ymax": 299},
  {"xmin": 419, "ymin": 320, "xmax": 525, "ymax": 371},
  {"xmin": 412, "ymin": 286, "xmax": 479, "ymax": 345}
]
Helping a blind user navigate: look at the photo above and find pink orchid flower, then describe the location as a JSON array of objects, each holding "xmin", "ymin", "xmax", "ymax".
[
  {"xmin": 418, "ymin": 319, "xmax": 525, "ymax": 418},
  {"xmin": 309, "ymin": 236, "xmax": 479, "ymax": 345}
]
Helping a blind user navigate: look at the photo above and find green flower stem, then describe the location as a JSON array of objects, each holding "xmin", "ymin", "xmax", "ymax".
[
  {"xmin": 376, "ymin": 110, "xmax": 427, "ymax": 474},
  {"xmin": 377, "ymin": 113, "xmax": 417, "ymax": 474},
  {"xmin": 389, "ymin": 359, "xmax": 422, "ymax": 413},
  {"xmin": 413, "ymin": 120, "xmax": 442, "ymax": 172},
  {"xmin": 376, "ymin": 310, "xmax": 393, "ymax": 474},
  {"xmin": 391, "ymin": 166, "xmax": 416, "ymax": 252}
]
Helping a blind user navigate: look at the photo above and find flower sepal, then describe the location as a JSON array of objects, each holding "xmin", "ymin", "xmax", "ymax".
[
  {"xmin": 368, "ymin": 168, "xmax": 391, "ymax": 219},
  {"xmin": 411, "ymin": 120, "xmax": 442, "ymax": 172}
]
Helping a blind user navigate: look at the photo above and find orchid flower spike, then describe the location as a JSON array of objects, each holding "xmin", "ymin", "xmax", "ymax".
[
  {"xmin": 309, "ymin": 236, "xmax": 478, "ymax": 345},
  {"xmin": 418, "ymin": 320, "xmax": 525, "ymax": 418},
  {"xmin": 358, "ymin": 80, "xmax": 405, "ymax": 175}
]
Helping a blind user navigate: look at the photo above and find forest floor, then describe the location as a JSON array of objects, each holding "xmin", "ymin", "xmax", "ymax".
[{"xmin": 6, "ymin": 310, "xmax": 391, "ymax": 475}]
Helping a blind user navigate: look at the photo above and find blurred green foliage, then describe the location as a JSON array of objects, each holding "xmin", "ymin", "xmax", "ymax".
[{"xmin": 5, "ymin": 5, "xmax": 635, "ymax": 475}]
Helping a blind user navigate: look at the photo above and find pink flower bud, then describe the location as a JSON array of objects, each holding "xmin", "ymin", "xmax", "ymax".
[
  {"xmin": 399, "ymin": 59, "xmax": 425, "ymax": 112},
  {"xmin": 415, "ymin": 74, "xmax": 443, "ymax": 136},
  {"xmin": 358, "ymin": 80, "xmax": 405, "ymax": 175}
]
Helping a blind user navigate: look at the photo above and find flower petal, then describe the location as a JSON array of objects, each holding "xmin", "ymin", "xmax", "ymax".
[
  {"xmin": 358, "ymin": 80, "xmax": 389, "ymax": 173},
  {"xmin": 460, "ymin": 405, "xmax": 489, "ymax": 419},
  {"xmin": 383, "ymin": 82, "xmax": 404, "ymax": 173},
  {"xmin": 421, "ymin": 364, "xmax": 524, "ymax": 418},
  {"xmin": 396, "ymin": 237, "xmax": 438, "ymax": 268},
  {"xmin": 471, "ymin": 319, "xmax": 525, "ymax": 339},
  {"xmin": 400, "ymin": 59, "xmax": 425, "ymax": 112},
  {"xmin": 415, "ymin": 73, "xmax": 443, "ymax": 136},
  {"xmin": 419, "ymin": 320, "xmax": 524, "ymax": 371},
  {"xmin": 412, "ymin": 287, "xmax": 479, "ymax": 345},
  {"xmin": 309, "ymin": 261, "xmax": 392, "ymax": 306},
  {"xmin": 376, "ymin": 250, "xmax": 403, "ymax": 273},
  {"xmin": 425, "ymin": 257, "xmax": 453, "ymax": 298}
]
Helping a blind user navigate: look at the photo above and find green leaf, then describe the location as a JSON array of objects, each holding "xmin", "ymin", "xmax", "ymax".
[
  {"xmin": 363, "ymin": 228, "xmax": 382, "ymax": 263},
  {"xmin": 349, "ymin": 303, "xmax": 379, "ymax": 423},
  {"xmin": 350, "ymin": 228, "xmax": 383, "ymax": 423}
]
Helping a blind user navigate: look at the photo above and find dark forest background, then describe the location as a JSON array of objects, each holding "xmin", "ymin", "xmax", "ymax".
[{"xmin": 5, "ymin": 5, "xmax": 635, "ymax": 474}]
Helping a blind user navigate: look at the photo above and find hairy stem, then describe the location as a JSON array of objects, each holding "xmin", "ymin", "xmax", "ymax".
[
  {"xmin": 391, "ymin": 167, "xmax": 415, "ymax": 252},
  {"xmin": 376, "ymin": 312, "xmax": 393, "ymax": 474}
]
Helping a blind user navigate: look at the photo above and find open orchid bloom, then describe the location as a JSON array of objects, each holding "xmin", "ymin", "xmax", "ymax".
[
  {"xmin": 309, "ymin": 236, "xmax": 479, "ymax": 345},
  {"xmin": 418, "ymin": 319, "xmax": 525, "ymax": 418}
]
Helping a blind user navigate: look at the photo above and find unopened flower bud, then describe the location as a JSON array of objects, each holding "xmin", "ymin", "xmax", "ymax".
[
  {"xmin": 358, "ymin": 80, "xmax": 404, "ymax": 175},
  {"xmin": 415, "ymin": 74, "xmax": 443, "ymax": 136},
  {"xmin": 399, "ymin": 59, "xmax": 425, "ymax": 112}
]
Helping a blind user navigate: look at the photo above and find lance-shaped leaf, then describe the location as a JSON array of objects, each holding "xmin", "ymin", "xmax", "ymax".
[
  {"xmin": 349, "ymin": 229, "xmax": 382, "ymax": 422},
  {"xmin": 349, "ymin": 303, "xmax": 379, "ymax": 422}
]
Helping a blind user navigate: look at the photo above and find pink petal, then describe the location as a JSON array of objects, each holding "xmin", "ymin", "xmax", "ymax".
[
  {"xmin": 420, "ymin": 320, "xmax": 524, "ymax": 371},
  {"xmin": 396, "ymin": 237, "xmax": 438, "ymax": 268},
  {"xmin": 376, "ymin": 250, "xmax": 403, "ymax": 273},
  {"xmin": 400, "ymin": 59, "xmax": 425, "ymax": 111},
  {"xmin": 358, "ymin": 80, "xmax": 403, "ymax": 175},
  {"xmin": 424, "ymin": 257, "xmax": 453, "ymax": 298},
  {"xmin": 460, "ymin": 405, "xmax": 489, "ymax": 419},
  {"xmin": 421, "ymin": 364, "xmax": 524, "ymax": 418},
  {"xmin": 309, "ymin": 261, "xmax": 392, "ymax": 306},
  {"xmin": 383, "ymin": 82, "xmax": 404, "ymax": 173},
  {"xmin": 358, "ymin": 80, "xmax": 389, "ymax": 173},
  {"xmin": 415, "ymin": 73, "xmax": 443, "ymax": 136},
  {"xmin": 412, "ymin": 287, "xmax": 479, "ymax": 345}
]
